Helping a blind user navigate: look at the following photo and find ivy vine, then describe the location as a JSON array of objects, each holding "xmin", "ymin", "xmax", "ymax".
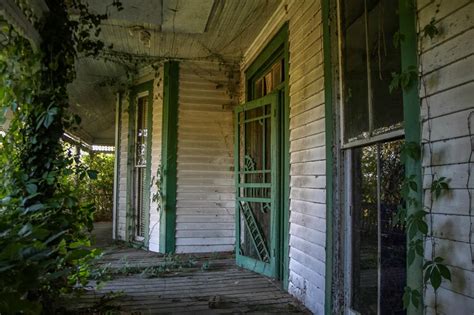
[
  {"xmin": 0, "ymin": 1, "xmax": 120, "ymax": 313},
  {"xmin": 390, "ymin": 3, "xmax": 453, "ymax": 311}
]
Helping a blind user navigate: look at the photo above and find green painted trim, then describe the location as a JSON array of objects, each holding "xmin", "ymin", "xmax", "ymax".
[
  {"xmin": 322, "ymin": 0, "xmax": 334, "ymax": 313},
  {"xmin": 399, "ymin": 1, "xmax": 423, "ymax": 314},
  {"xmin": 126, "ymin": 80, "xmax": 154, "ymax": 246},
  {"xmin": 244, "ymin": 23, "xmax": 290, "ymax": 288},
  {"xmin": 113, "ymin": 92, "xmax": 122, "ymax": 239},
  {"xmin": 281, "ymin": 24, "xmax": 290, "ymax": 291},
  {"xmin": 160, "ymin": 61, "xmax": 179, "ymax": 253}
]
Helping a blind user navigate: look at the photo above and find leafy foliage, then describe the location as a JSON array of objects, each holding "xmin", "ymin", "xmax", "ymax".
[
  {"xmin": 63, "ymin": 149, "xmax": 115, "ymax": 222},
  {"xmin": 389, "ymin": 65, "xmax": 418, "ymax": 93},
  {"xmin": 0, "ymin": 1, "xmax": 120, "ymax": 313},
  {"xmin": 397, "ymin": 141, "xmax": 452, "ymax": 310},
  {"xmin": 423, "ymin": 18, "xmax": 440, "ymax": 39}
]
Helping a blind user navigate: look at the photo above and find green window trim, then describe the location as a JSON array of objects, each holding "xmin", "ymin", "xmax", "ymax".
[
  {"xmin": 125, "ymin": 80, "xmax": 154, "ymax": 247},
  {"xmin": 160, "ymin": 61, "xmax": 179, "ymax": 253},
  {"xmin": 399, "ymin": 1, "xmax": 422, "ymax": 314},
  {"xmin": 244, "ymin": 23, "xmax": 290, "ymax": 289}
]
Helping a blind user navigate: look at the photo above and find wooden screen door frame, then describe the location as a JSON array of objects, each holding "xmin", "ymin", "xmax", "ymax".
[{"xmin": 234, "ymin": 92, "xmax": 280, "ymax": 278}]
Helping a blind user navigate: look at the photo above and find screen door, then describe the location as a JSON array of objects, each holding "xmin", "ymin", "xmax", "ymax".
[{"xmin": 234, "ymin": 92, "xmax": 279, "ymax": 277}]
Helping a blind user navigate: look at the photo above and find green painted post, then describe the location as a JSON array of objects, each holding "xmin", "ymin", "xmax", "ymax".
[
  {"xmin": 322, "ymin": 0, "xmax": 334, "ymax": 313},
  {"xmin": 160, "ymin": 61, "xmax": 179, "ymax": 253},
  {"xmin": 399, "ymin": 1, "xmax": 423, "ymax": 314}
]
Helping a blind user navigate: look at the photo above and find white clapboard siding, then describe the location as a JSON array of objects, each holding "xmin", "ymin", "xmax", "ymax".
[
  {"xmin": 418, "ymin": 0, "xmax": 474, "ymax": 308},
  {"xmin": 116, "ymin": 96, "xmax": 130, "ymax": 240},
  {"xmin": 175, "ymin": 60, "xmax": 238, "ymax": 254},
  {"xmin": 148, "ymin": 71, "xmax": 164, "ymax": 252},
  {"xmin": 241, "ymin": 1, "xmax": 326, "ymax": 313}
]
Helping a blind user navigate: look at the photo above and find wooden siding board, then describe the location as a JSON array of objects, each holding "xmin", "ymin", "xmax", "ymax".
[{"xmin": 175, "ymin": 60, "xmax": 238, "ymax": 253}]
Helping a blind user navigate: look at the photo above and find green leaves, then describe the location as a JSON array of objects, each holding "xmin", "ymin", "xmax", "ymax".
[
  {"xmin": 403, "ymin": 287, "xmax": 421, "ymax": 309},
  {"xmin": 87, "ymin": 169, "xmax": 98, "ymax": 180},
  {"xmin": 389, "ymin": 66, "xmax": 418, "ymax": 93},
  {"xmin": 407, "ymin": 210, "xmax": 429, "ymax": 239},
  {"xmin": 431, "ymin": 176, "xmax": 450, "ymax": 200},
  {"xmin": 424, "ymin": 257, "xmax": 451, "ymax": 290},
  {"xmin": 407, "ymin": 239, "xmax": 424, "ymax": 265},
  {"xmin": 401, "ymin": 141, "xmax": 421, "ymax": 163},
  {"xmin": 423, "ymin": 18, "xmax": 440, "ymax": 39}
]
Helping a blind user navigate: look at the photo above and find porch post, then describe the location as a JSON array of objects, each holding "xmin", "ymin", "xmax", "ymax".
[
  {"xmin": 160, "ymin": 61, "xmax": 179, "ymax": 253},
  {"xmin": 399, "ymin": 1, "xmax": 423, "ymax": 314}
]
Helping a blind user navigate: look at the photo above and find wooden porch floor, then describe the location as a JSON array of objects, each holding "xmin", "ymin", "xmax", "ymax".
[{"xmin": 69, "ymin": 222, "xmax": 310, "ymax": 314}]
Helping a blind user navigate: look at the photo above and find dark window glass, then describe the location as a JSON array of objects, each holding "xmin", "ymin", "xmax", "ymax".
[
  {"xmin": 133, "ymin": 96, "xmax": 148, "ymax": 238},
  {"xmin": 352, "ymin": 144, "xmax": 378, "ymax": 315},
  {"xmin": 367, "ymin": 0, "xmax": 403, "ymax": 133},
  {"xmin": 343, "ymin": 0, "xmax": 403, "ymax": 142},
  {"xmin": 344, "ymin": 0, "xmax": 369, "ymax": 140},
  {"xmin": 351, "ymin": 139, "xmax": 405, "ymax": 315},
  {"xmin": 380, "ymin": 140, "xmax": 406, "ymax": 314}
]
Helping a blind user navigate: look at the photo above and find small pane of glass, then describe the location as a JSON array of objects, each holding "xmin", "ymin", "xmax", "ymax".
[
  {"xmin": 252, "ymin": 59, "xmax": 284, "ymax": 99},
  {"xmin": 351, "ymin": 140, "xmax": 406, "ymax": 315},
  {"xmin": 380, "ymin": 140, "xmax": 405, "ymax": 314},
  {"xmin": 343, "ymin": 0, "xmax": 403, "ymax": 142},
  {"xmin": 343, "ymin": 0, "xmax": 369, "ymax": 141},
  {"xmin": 368, "ymin": 0, "xmax": 403, "ymax": 133},
  {"xmin": 135, "ymin": 96, "xmax": 148, "ymax": 166},
  {"xmin": 351, "ymin": 144, "xmax": 378, "ymax": 315}
]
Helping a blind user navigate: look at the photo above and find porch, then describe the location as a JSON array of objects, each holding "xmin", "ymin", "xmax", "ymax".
[{"xmin": 70, "ymin": 222, "xmax": 309, "ymax": 314}]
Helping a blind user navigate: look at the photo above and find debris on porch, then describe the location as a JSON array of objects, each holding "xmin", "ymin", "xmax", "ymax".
[{"xmin": 66, "ymin": 223, "xmax": 310, "ymax": 314}]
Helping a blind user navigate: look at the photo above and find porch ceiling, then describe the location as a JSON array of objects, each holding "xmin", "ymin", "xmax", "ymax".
[{"xmin": 68, "ymin": 0, "xmax": 280, "ymax": 145}]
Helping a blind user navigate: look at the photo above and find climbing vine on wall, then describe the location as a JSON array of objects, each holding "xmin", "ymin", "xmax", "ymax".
[
  {"xmin": 0, "ymin": 1, "xmax": 120, "ymax": 313},
  {"xmin": 390, "ymin": 1, "xmax": 453, "ymax": 310}
]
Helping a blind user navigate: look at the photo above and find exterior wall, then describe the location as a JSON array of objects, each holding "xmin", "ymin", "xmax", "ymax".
[
  {"xmin": 418, "ymin": 1, "xmax": 474, "ymax": 313},
  {"xmin": 175, "ymin": 60, "xmax": 238, "ymax": 253},
  {"xmin": 242, "ymin": 1, "xmax": 326, "ymax": 313}
]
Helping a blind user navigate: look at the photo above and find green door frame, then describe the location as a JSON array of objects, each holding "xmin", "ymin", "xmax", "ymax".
[
  {"xmin": 244, "ymin": 23, "xmax": 290, "ymax": 288},
  {"xmin": 159, "ymin": 61, "xmax": 179, "ymax": 253},
  {"xmin": 126, "ymin": 80, "xmax": 154, "ymax": 247},
  {"xmin": 234, "ymin": 92, "xmax": 280, "ymax": 278},
  {"xmin": 322, "ymin": 0, "xmax": 422, "ymax": 313}
]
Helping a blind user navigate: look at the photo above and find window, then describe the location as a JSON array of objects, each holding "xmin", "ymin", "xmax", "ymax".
[
  {"xmin": 253, "ymin": 59, "xmax": 284, "ymax": 99},
  {"xmin": 132, "ymin": 94, "xmax": 149, "ymax": 240},
  {"xmin": 340, "ymin": 1, "xmax": 407, "ymax": 314}
]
